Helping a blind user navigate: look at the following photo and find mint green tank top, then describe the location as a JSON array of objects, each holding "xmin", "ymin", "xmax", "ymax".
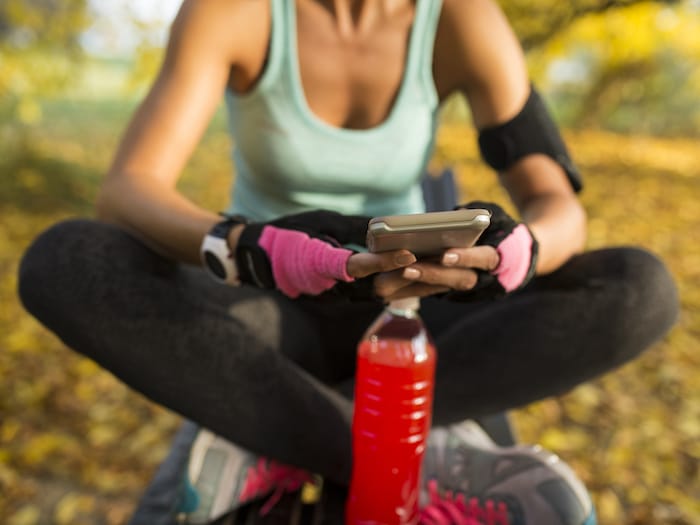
[{"xmin": 225, "ymin": 0, "xmax": 442, "ymax": 221}]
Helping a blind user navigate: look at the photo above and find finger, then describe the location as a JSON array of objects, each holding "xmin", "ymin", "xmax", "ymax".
[
  {"xmin": 384, "ymin": 283, "xmax": 451, "ymax": 302},
  {"xmin": 402, "ymin": 263, "xmax": 480, "ymax": 291},
  {"xmin": 346, "ymin": 250, "xmax": 416, "ymax": 278},
  {"xmin": 373, "ymin": 269, "xmax": 450, "ymax": 300},
  {"xmin": 373, "ymin": 269, "xmax": 416, "ymax": 298},
  {"xmin": 440, "ymin": 245, "xmax": 500, "ymax": 272}
]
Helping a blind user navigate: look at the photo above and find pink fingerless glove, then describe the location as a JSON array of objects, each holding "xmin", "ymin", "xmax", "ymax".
[
  {"xmin": 258, "ymin": 226, "xmax": 355, "ymax": 298},
  {"xmin": 447, "ymin": 201, "xmax": 539, "ymax": 302},
  {"xmin": 492, "ymin": 223, "xmax": 534, "ymax": 293}
]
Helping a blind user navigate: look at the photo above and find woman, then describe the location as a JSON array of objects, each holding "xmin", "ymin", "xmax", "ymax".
[{"xmin": 18, "ymin": 0, "xmax": 678, "ymax": 524}]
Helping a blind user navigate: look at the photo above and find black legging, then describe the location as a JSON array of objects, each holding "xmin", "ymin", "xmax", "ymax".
[{"xmin": 17, "ymin": 219, "xmax": 679, "ymax": 485}]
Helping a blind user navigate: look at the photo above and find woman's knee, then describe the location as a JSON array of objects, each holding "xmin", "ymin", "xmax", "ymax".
[
  {"xmin": 20, "ymin": 219, "xmax": 92, "ymax": 315},
  {"xmin": 588, "ymin": 246, "xmax": 679, "ymax": 360},
  {"xmin": 610, "ymin": 247, "xmax": 678, "ymax": 327},
  {"xmin": 18, "ymin": 219, "xmax": 159, "ymax": 320}
]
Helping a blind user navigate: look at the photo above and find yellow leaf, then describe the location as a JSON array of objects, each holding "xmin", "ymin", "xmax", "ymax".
[
  {"xmin": 54, "ymin": 493, "xmax": 95, "ymax": 525},
  {"xmin": 8, "ymin": 506, "xmax": 41, "ymax": 525},
  {"xmin": 16, "ymin": 98, "xmax": 42, "ymax": 125}
]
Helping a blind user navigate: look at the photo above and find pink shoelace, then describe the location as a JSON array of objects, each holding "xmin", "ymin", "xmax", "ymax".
[
  {"xmin": 238, "ymin": 458, "xmax": 314, "ymax": 516},
  {"xmin": 420, "ymin": 479, "xmax": 510, "ymax": 525}
]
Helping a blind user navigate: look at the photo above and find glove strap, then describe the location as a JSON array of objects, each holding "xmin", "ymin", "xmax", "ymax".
[{"xmin": 235, "ymin": 224, "xmax": 276, "ymax": 289}]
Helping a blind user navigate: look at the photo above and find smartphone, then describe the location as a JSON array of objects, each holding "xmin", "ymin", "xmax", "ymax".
[{"xmin": 366, "ymin": 208, "xmax": 491, "ymax": 257}]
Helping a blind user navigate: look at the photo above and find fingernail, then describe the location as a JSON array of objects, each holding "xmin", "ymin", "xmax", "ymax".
[
  {"xmin": 443, "ymin": 253, "xmax": 458, "ymax": 265},
  {"xmin": 395, "ymin": 253, "xmax": 416, "ymax": 266},
  {"xmin": 403, "ymin": 268, "xmax": 421, "ymax": 280}
]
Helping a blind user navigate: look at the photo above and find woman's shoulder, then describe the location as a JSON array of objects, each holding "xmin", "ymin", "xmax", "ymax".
[
  {"xmin": 437, "ymin": 0, "xmax": 522, "ymax": 59},
  {"xmin": 168, "ymin": 0, "xmax": 270, "ymax": 69},
  {"xmin": 439, "ymin": 0, "xmax": 510, "ymax": 23},
  {"xmin": 433, "ymin": 0, "xmax": 529, "ymax": 127},
  {"xmin": 172, "ymin": 0, "xmax": 269, "ymax": 32},
  {"xmin": 435, "ymin": 0, "xmax": 529, "ymax": 123}
]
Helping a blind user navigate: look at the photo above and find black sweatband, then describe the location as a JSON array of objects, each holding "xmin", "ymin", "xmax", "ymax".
[{"xmin": 478, "ymin": 86, "xmax": 583, "ymax": 192}]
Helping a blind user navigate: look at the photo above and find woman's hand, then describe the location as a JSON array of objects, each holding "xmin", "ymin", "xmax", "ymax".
[
  {"xmin": 369, "ymin": 245, "xmax": 499, "ymax": 301},
  {"xmin": 234, "ymin": 210, "xmax": 419, "ymax": 299},
  {"xmin": 369, "ymin": 201, "xmax": 540, "ymax": 303}
]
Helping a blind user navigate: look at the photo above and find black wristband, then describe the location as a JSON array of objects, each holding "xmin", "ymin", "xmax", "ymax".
[{"xmin": 200, "ymin": 214, "xmax": 249, "ymax": 284}]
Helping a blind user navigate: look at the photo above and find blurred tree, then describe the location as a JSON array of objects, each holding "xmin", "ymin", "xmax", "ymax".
[
  {"xmin": 124, "ymin": 0, "xmax": 684, "ymax": 84},
  {"xmin": 1, "ymin": 0, "xmax": 698, "ymax": 136},
  {"xmin": 500, "ymin": 0, "xmax": 681, "ymax": 50},
  {"xmin": 0, "ymin": 0, "xmax": 91, "ymax": 123},
  {"xmin": 523, "ymin": 1, "xmax": 700, "ymax": 136},
  {"xmin": 440, "ymin": 0, "xmax": 700, "ymax": 137}
]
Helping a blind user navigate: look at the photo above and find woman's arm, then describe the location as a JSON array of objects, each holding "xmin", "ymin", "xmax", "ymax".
[
  {"xmin": 96, "ymin": 0, "xmax": 268, "ymax": 264},
  {"xmin": 97, "ymin": 0, "xmax": 415, "ymax": 290},
  {"xmin": 375, "ymin": 0, "xmax": 586, "ymax": 300},
  {"xmin": 499, "ymin": 155, "xmax": 587, "ymax": 274},
  {"xmin": 437, "ymin": 0, "xmax": 587, "ymax": 275}
]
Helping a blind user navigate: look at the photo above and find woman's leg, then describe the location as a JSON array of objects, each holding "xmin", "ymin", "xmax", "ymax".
[
  {"xmin": 17, "ymin": 219, "xmax": 380, "ymax": 484},
  {"xmin": 420, "ymin": 247, "xmax": 679, "ymax": 424}
]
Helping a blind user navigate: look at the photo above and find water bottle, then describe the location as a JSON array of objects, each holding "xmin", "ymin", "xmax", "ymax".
[{"xmin": 346, "ymin": 297, "xmax": 436, "ymax": 525}]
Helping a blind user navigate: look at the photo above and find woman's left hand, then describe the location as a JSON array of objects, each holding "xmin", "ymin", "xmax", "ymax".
[
  {"xmin": 373, "ymin": 201, "xmax": 539, "ymax": 302},
  {"xmin": 372, "ymin": 244, "xmax": 500, "ymax": 301}
]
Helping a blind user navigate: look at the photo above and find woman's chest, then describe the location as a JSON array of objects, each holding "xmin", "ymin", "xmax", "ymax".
[{"xmin": 294, "ymin": 11, "xmax": 414, "ymax": 130}]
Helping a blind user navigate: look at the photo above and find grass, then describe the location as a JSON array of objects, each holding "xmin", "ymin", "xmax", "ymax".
[{"xmin": 0, "ymin": 96, "xmax": 698, "ymax": 524}]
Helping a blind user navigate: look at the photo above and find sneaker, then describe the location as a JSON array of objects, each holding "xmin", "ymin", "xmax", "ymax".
[
  {"xmin": 178, "ymin": 429, "xmax": 315, "ymax": 524},
  {"xmin": 421, "ymin": 421, "xmax": 597, "ymax": 525}
]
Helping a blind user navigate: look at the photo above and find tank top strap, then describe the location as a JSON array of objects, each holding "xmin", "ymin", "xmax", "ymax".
[
  {"xmin": 279, "ymin": 0, "xmax": 297, "ymax": 80},
  {"xmin": 252, "ymin": 0, "xmax": 287, "ymax": 92},
  {"xmin": 411, "ymin": 0, "xmax": 443, "ymax": 101}
]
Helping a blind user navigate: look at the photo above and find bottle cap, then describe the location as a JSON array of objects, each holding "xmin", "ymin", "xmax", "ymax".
[{"xmin": 388, "ymin": 296, "xmax": 420, "ymax": 312}]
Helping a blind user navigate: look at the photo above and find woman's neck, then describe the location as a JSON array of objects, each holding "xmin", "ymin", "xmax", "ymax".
[{"xmin": 315, "ymin": 0, "xmax": 413, "ymax": 39}]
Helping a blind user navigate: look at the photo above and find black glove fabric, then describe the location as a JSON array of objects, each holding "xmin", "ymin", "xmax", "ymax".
[{"xmin": 446, "ymin": 201, "xmax": 539, "ymax": 302}]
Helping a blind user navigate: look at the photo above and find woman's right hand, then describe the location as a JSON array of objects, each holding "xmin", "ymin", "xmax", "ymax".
[{"xmin": 234, "ymin": 210, "xmax": 418, "ymax": 299}]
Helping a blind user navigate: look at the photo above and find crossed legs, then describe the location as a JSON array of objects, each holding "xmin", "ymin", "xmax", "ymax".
[{"xmin": 18, "ymin": 219, "xmax": 679, "ymax": 485}]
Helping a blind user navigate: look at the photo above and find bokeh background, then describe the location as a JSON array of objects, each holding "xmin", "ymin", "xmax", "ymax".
[{"xmin": 1, "ymin": 0, "xmax": 699, "ymax": 523}]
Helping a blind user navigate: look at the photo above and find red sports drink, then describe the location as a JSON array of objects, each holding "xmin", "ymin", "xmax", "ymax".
[{"xmin": 346, "ymin": 297, "xmax": 436, "ymax": 525}]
